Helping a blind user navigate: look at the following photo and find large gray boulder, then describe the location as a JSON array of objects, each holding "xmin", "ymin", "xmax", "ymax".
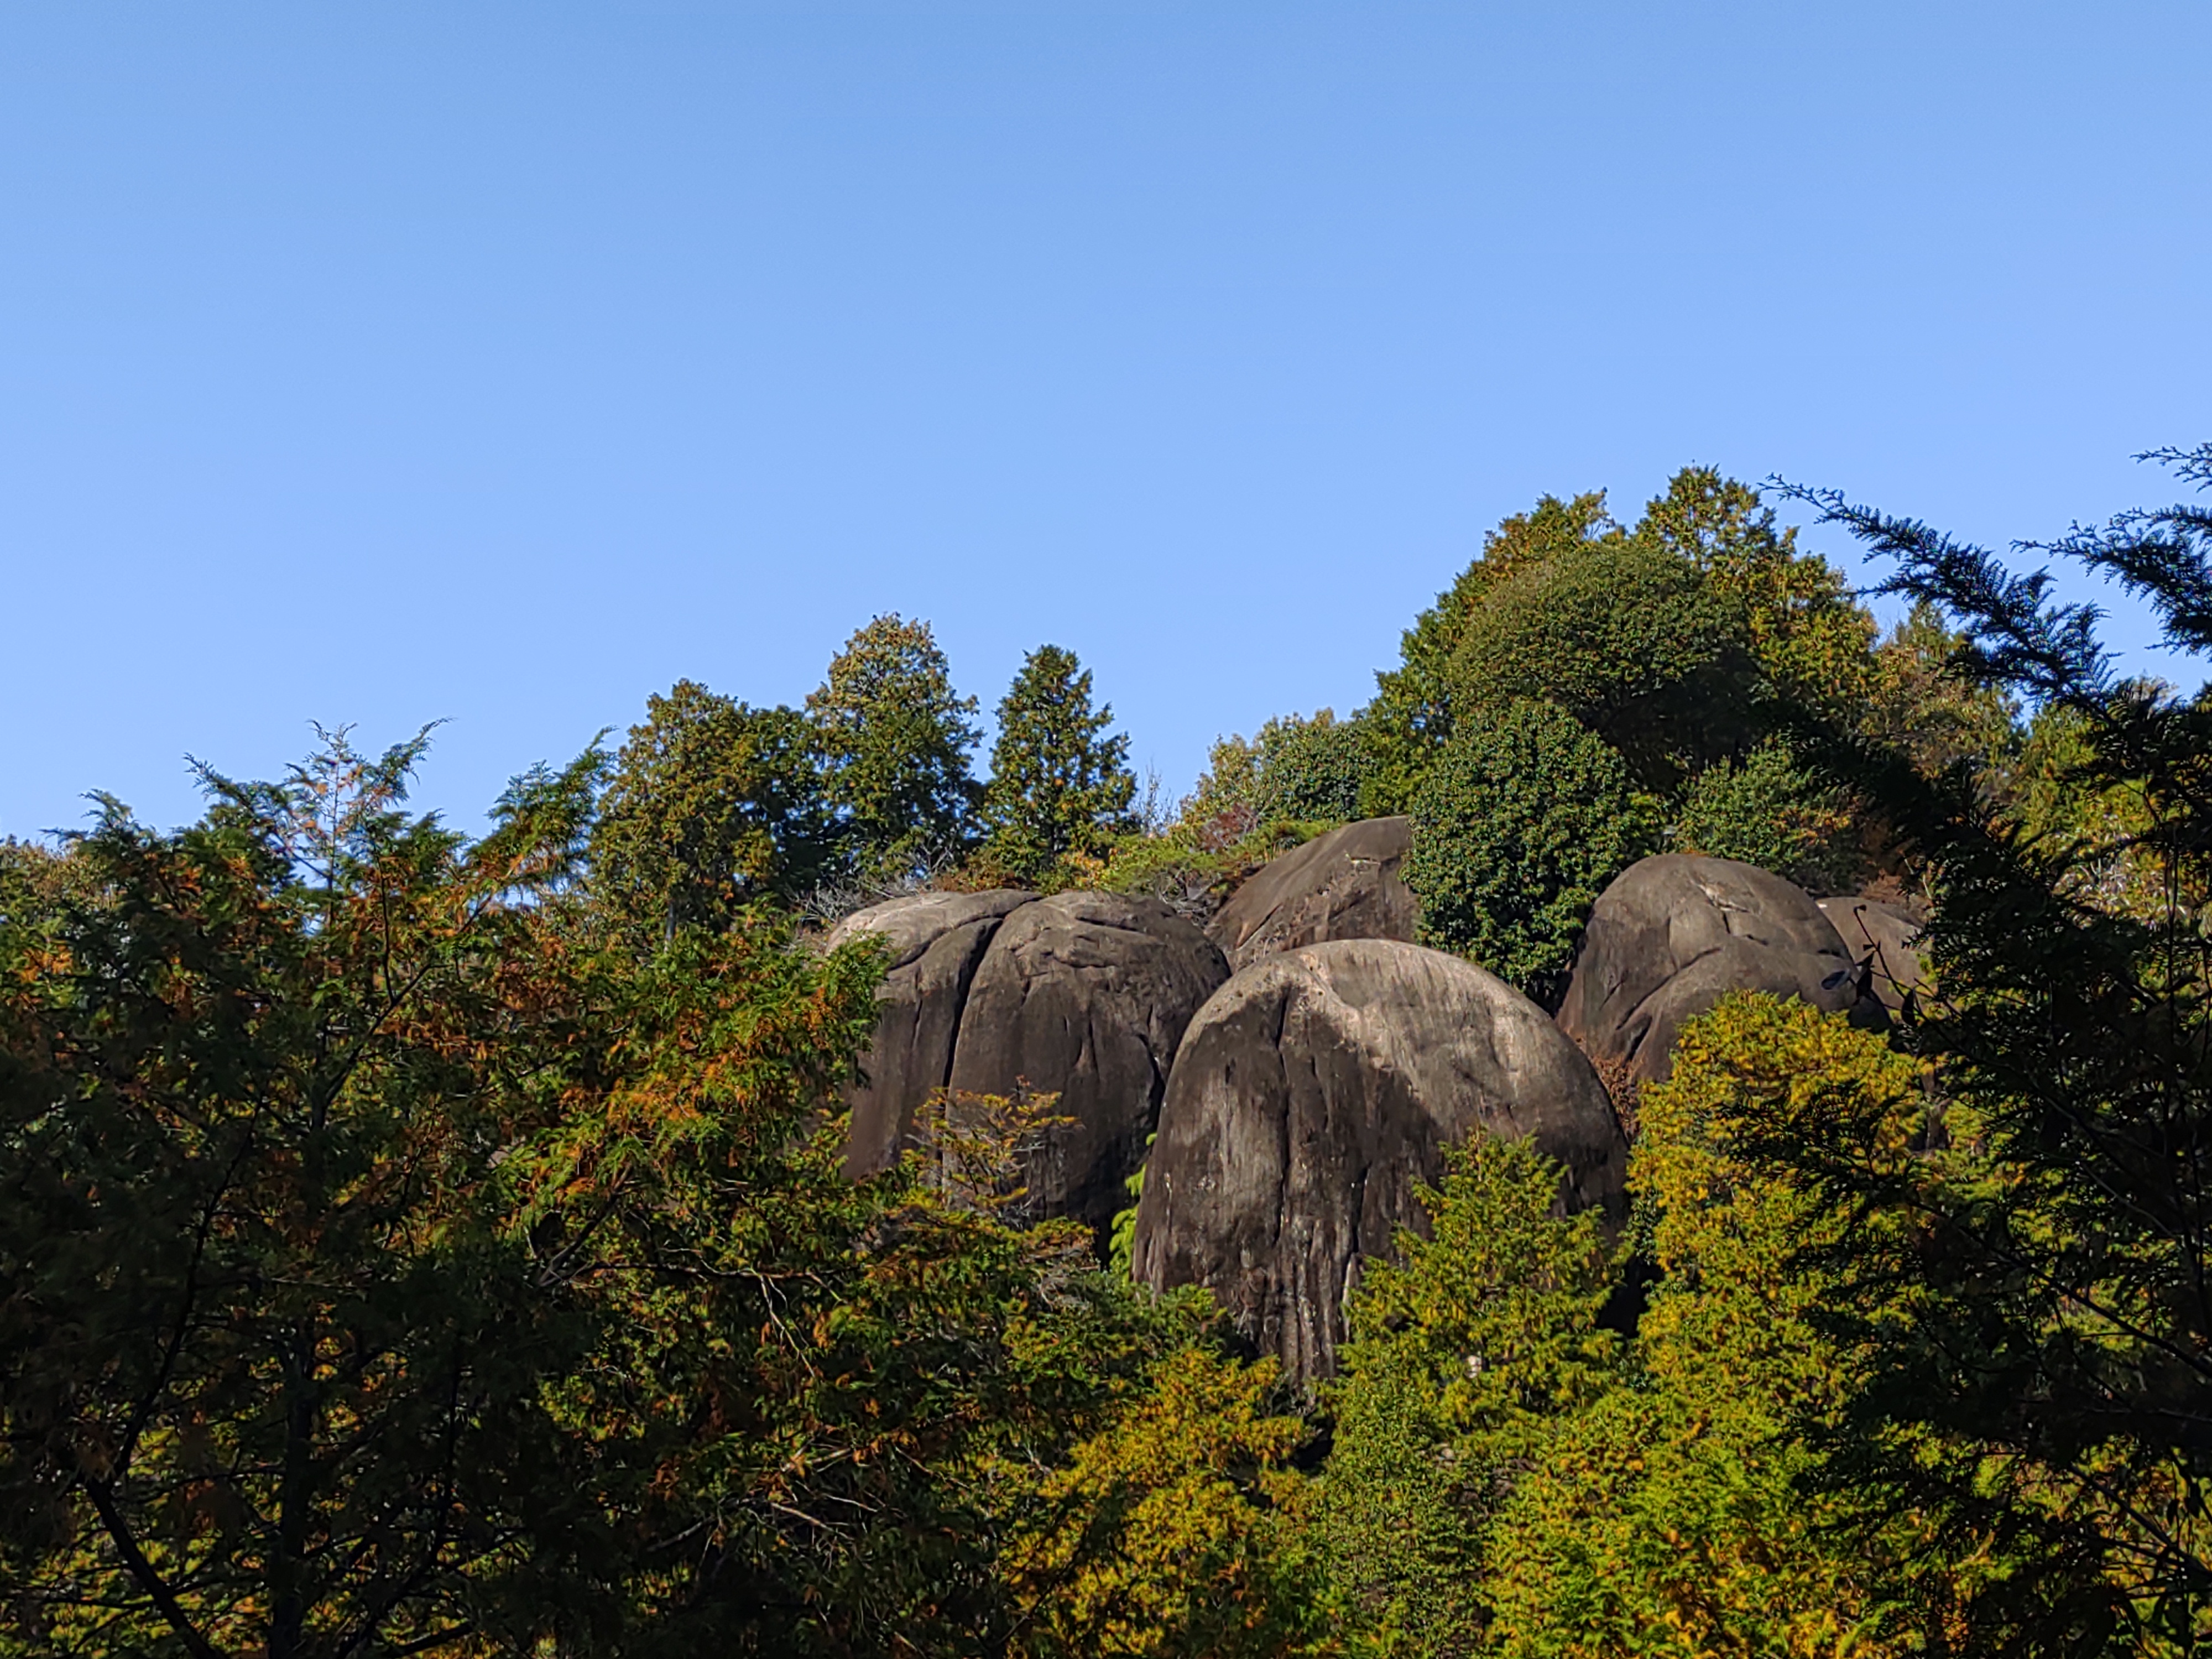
[
  {"xmin": 1131, "ymin": 939, "xmax": 1626, "ymax": 1385},
  {"xmin": 1818, "ymin": 895, "xmax": 1927, "ymax": 1015},
  {"xmin": 1557, "ymin": 854, "xmax": 1865, "ymax": 1084},
  {"xmin": 1206, "ymin": 816, "xmax": 1418, "ymax": 973},
  {"xmin": 827, "ymin": 889, "xmax": 1037, "ymax": 1180},
  {"xmin": 948, "ymin": 890, "xmax": 1229, "ymax": 1235}
]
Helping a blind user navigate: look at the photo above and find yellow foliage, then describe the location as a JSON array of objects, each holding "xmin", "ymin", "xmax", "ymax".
[{"xmin": 1003, "ymin": 1346, "xmax": 1327, "ymax": 1658}]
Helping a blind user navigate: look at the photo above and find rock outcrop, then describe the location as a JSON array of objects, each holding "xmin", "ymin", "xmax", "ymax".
[
  {"xmin": 1556, "ymin": 854, "xmax": 1865, "ymax": 1084},
  {"xmin": 826, "ymin": 889, "xmax": 1036, "ymax": 1180},
  {"xmin": 1206, "ymin": 816, "xmax": 1418, "ymax": 972},
  {"xmin": 1131, "ymin": 939, "xmax": 1626, "ymax": 1384},
  {"xmin": 1818, "ymin": 894, "xmax": 1927, "ymax": 1015},
  {"xmin": 830, "ymin": 889, "xmax": 1229, "ymax": 1234},
  {"xmin": 947, "ymin": 890, "xmax": 1229, "ymax": 1233}
]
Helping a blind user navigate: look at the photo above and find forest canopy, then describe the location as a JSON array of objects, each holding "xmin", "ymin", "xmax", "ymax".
[{"xmin": 4, "ymin": 453, "xmax": 2210, "ymax": 1656}]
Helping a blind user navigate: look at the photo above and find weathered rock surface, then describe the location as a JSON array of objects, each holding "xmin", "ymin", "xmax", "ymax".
[
  {"xmin": 948, "ymin": 890, "xmax": 1230, "ymax": 1234},
  {"xmin": 1206, "ymin": 816, "xmax": 1418, "ymax": 973},
  {"xmin": 1557, "ymin": 854, "xmax": 1865, "ymax": 1084},
  {"xmin": 1131, "ymin": 939, "xmax": 1626, "ymax": 1384},
  {"xmin": 1818, "ymin": 895, "xmax": 1927, "ymax": 1015},
  {"xmin": 827, "ymin": 889, "xmax": 1037, "ymax": 1180}
]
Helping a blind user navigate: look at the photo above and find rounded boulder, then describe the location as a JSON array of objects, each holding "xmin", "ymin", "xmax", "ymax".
[
  {"xmin": 1206, "ymin": 816, "xmax": 1418, "ymax": 973},
  {"xmin": 1818, "ymin": 894, "xmax": 1927, "ymax": 1015},
  {"xmin": 826, "ymin": 889, "xmax": 1037, "ymax": 1180},
  {"xmin": 1131, "ymin": 938, "xmax": 1626, "ymax": 1385},
  {"xmin": 947, "ymin": 890, "xmax": 1230, "ymax": 1235},
  {"xmin": 1556, "ymin": 853, "xmax": 1866, "ymax": 1084}
]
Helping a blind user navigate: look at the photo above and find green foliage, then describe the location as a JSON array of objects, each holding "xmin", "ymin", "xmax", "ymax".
[
  {"xmin": 978, "ymin": 644, "xmax": 1137, "ymax": 883},
  {"xmin": 1447, "ymin": 535, "xmax": 1757, "ymax": 791},
  {"xmin": 1175, "ymin": 710, "xmax": 1374, "ymax": 841},
  {"xmin": 0, "ymin": 730, "xmax": 1259, "ymax": 1658},
  {"xmin": 1671, "ymin": 738, "xmax": 1858, "ymax": 893},
  {"xmin": 1093, "ymin": 816, "xmax": 1331, "ymax": 920},
  {"xmin": 1865, "ymin": 600, "xmax": 2022, "ymax": 782},
  {"xmin": 0, "ymin": 836, "xmax": 97, "ymax": 931},
  {"xmin": 1180, "ymin": 731, "xmax": 1264, "ymax": 834},
  {"xmin": 1109, "ymin": 1156, "xmax": 1146, "ymax": 1280},
  {"xmin": 1252, "ymin": 709, "xmax": 1375, "ymax": 823},
  {"xmin": 1365, "ymin": 492, "xmax": 1621, "ymax": 814},
  {"xmin": 1404, "ymin": 700, "xmax": 1657, "ymax": 1002},
  {"xmin": 591, "ymin": 679, "xmax": 837, "ymax": 938},
  {"xmin": 1481, "ymin": 997, "xmax": 1958, "ymax": 1657},
  {"xmin": 1640, "ymin": 464, "xmax": 1881, "ymax": 726},
  {"xmin": 0, "ymin": 729, "xmax": 618, "ymax": 1658},
  {"xmin": 1755, "ymin": 448, "xmax": 2212, "ymax": 1647},
  {"xmin": 2002, "ymin": 699, "xmax": 2165, "ymax": 918},
  {"xmin": 1002, "ymin": 1347, "xmax": 1329, "ymax": 1658},
  {"xmin": 807, "ymin": 613, "xmax": 982, "ymax": 881},
  {"xmin": 1320, "ymin": 1134, "xmax": 1619, "ymax": 1655}
]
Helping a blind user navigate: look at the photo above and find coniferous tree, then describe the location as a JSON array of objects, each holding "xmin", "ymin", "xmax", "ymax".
[
  {"xmin": 0, "ymin": 731, "xmax": 1259, "ymax": 1658},
  {"xmin": 807, "ymin": 614, "xmax": 982, "ymax": 883},
  {"xmin": 978, "ymin": 645, "xmax": 1136, "ymax": 882},
  {"xmin": 1742, "ymin": 445, "xmax": 2212, "ymax": 1645}
]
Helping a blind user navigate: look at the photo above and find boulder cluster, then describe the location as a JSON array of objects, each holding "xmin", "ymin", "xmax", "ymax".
[{"xmin": 828, "ymin": 821, "xmax": 1922, "ymax": 1384}]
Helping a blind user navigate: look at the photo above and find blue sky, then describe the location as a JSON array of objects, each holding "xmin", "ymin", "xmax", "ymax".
[{"xmin": 4, "ymin": 2, "xmax": 2208, "ymax": 837}]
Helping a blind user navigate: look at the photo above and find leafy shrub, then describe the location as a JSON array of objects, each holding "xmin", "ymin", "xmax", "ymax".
[
  {"xmin": 1404, "ymin": 700, "xmax": 1657, "ymax": 1002},
  {"xmin": 1671, "ymin": 739, "xmax": 1858, "ymax": 893},
  {"xmin": 1092, "ymin": 817, "xmax": 1331, "ymax": 920}
]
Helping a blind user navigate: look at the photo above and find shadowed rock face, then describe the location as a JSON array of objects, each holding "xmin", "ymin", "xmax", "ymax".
[
  {"xmin": 1131, "ymin": 938, "xmax": 1626, "ymax": 1385},
  {"xmin": 948, "ymin": 890, "xmax": 1229, "ymax": 1235},
  {"xmin": 1206, "ymin": 816, "xmax": 1418, "ymax": 973},
  {"xmin": 1818, "ymin": 895, "xmax": 1927, "ymax": 1015},
  {"xmin": 826, "ymin": 890, "xmax": 1036, "ymax": 1181},
  {"xmin": 828, "ymin": 889, "xmax": 1229, "ymax": 1233},
  {"xmin": 1557, "ymin": 854, "xmax": 1866, "ymax": 1084}
]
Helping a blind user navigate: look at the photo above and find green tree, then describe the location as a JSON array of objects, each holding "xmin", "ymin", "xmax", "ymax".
[
  {"xmin": 1752, "ymin": 446, "xmax": 2212, "ymax": 1647},
  {"xmin": 808, "ymin": 614, "xmax": 982, "ymax": 882},
  {"xmin": 590, "ymin": 679, "xmax": 837, "ymax": 939},
  {"xmin": 1365, "ymin": 493, "xmax": 1621, "ymax": 814},
  {"xmin": 1482, "ymin": 997, "xmax": 1964, "ymax": 1657},
  {"xmin": 978, "ymin": 644, "xmax": 1137, "ymax": 883},
  {"xmin": 1253, "ymin": 709, "xmax": 1375, "ymax": 824},
  {"xmin": 1001, "ymin": 1347, "xmax": 1328, "ymax": 1658},
  {"xmin": 0, "ymin": 731, "xmax": 616, "ymax": 1658},
  {"xmin": 1319, "ymin": 1134, "xmax": 1619, "ymax": 1656},
  {"xmin": 1403, "ymin": 700, "xmax": 1657, "ymax": 1003},
  {"xmin": 0, "ymin": 730, "xmax": 1249, "ymax": 1659},
  {"xmin": 1671, "ymin": 738, "xmax": 1858, "ymax": 893},
  {"xmin": 1447, "ymin": 535, "xmax": 1758, "ymax": 792},
  {"xmin": 1639, "ymin": 465, "xmax": 1881, "ymax": 726},
  {"xmin": 1866, "ymin": 599, "xmax": 2022, "ymax": 782},
  {"xmin": 1176, "ymin": 733, "xmax": 1263, "ymax": 842}
]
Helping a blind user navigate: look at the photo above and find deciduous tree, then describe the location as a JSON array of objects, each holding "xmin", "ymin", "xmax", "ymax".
[{"xmin": 591, "ymin": 679, "xmax": 837, "ymax": 938}]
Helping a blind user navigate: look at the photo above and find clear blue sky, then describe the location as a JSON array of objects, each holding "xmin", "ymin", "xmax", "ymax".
[{"xmin": 4, "ymin": 3, "xmax": 2208, "ymax": 838}]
